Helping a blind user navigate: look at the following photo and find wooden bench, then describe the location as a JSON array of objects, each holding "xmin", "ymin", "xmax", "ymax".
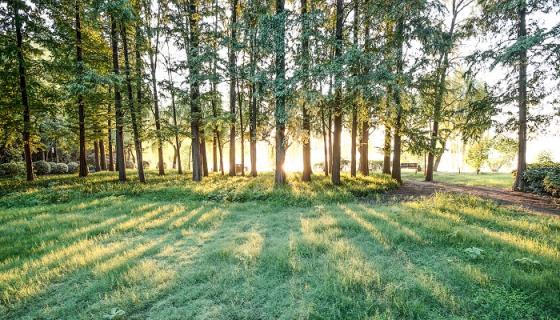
[{"xmin": 400, "ymin": 163, "xmax": 420, "ymax": 173}]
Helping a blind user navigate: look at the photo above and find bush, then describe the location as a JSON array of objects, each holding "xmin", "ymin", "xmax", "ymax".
[
  {"xmin": 48, "ymin": 161, "xmax": 57, "ymax": 169},
  {"xmin": 0, "ymin": 162, "xmax": 26, "ymax": 177},
  {"xmin": 142, "ymin": 161, "xmax": 150, "ymax": 169},
  {"xmin": 51, "ymin": 163, "xmax": 69, "ymax": 174},
  {"xmin": 67, "ymin": 162, "xmax": 79, "ymax": 173},
  {"xmin": 544, "ymin": 172, "xmax": 560, "ymax": 197},
  {"xmin": 522, "ymin": 163, "xmax": 560, "ymax": 195},
  {"xmin": 125, "ymin": 161, "xmax": 135, "ymax": 169},
  {"xmin": 34, "ymin": 160, "xmax": 51, "ymax": 175}
]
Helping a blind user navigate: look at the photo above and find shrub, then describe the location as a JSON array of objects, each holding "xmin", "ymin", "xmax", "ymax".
[
  {"xmin": 0, "ymin": 162, "xmax": 26, "ymax": 177},
  {"xmin": 125, "ymin": 161, "xmax": 135, "ymax": 169},
  {"xmin": 34, "ymin": 160, "xmax": 51, "ymax": 175},
  {"xmin": 522, "ymin": 163, "xmax": 560, "ymax": 194},
  {"xmin": 543, "ymin": 172, "xmax": 560, "ymax": 197},
  {"xmin": 142, "ymin": 161, "xmax": 150, "ymax": 169},
  {"xmin": 67, "ymin": 162, "xmax": 79, "ymax": 173},
  {"xmin": 51, "ymin": 163, "xmax": 69, "ymax": 174},
  {"xmin": 48, "ymin": 161, "xmax": 57, "ymax": 169}
]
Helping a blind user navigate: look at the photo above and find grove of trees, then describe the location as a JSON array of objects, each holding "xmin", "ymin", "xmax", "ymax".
[{"xmin": 1, "ymin": 0, "xmax": 559, "ymax": 188}]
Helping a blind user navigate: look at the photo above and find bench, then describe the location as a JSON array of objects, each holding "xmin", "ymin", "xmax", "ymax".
[{"xmin": 400, "ymin": 162, "xmax": 421, "ymax": 173}]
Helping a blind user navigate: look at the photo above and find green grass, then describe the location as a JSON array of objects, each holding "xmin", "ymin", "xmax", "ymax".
[
  {"xmin": 402, "ymin": 171, "xmax": 514, "ymax": 189},
  {"xmin": 1, "ymin": 171, "xmax": 559, "ymax": 319}
]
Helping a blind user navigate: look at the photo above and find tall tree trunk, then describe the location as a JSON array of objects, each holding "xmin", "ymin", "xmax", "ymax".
[
  {"xmin": 94, "ymin": 140, "xmax": 101, "ymax": 172},
  {"xmin": 212, "ymin": 135, "xmax": 218, "ymax": 172},
  {"xmin": 514, "ymin": 1, "xmax": 527, "ymax": 191},
  {"xmin": 249, "ymin": 81, "xmax": 257, "ymax": 177},
  {"xmin": 359, "ymin": 110, "xmax": 369, "ymax": 176},
  {"xmin": 331, "ymin": 0, "xmax": 344, "ymax": 185},
  {"xmin": 99, "ymin": 138, "xmax": 107, "ymax": 170},
  {"xmin": 189, "ymin": 0, "xmax": 202, "ymax": 182},
  {"xmin": 110, "ymin": 15, "xmax": 126, "ymax": 182},
  {"xmin": 321, "ymin": 105, "xmax": 329, "ymax": 176},
  {"xmin": 107, "ymin": 102, "xmax": 114, "ymax": 171},
  {"xmin": 274, "ymin": 0, "xmax": 287, "ymax": 185},
  {"xmin": 201, "ymin": 129, "xmax": 209, "ymax": 176},
  {"xmin": 165, "ymin": 41, "xmax": 182, "ymax": 174},
  {"xmin": 391, "ymin": 18, "xmax": 404, "ymax": 184},
  {"xmin": 13, "ymin": 0, "xmax": 33, "ymax": 181},
  {"xmin": 76, "ymin": 0, "xmax": 88, "ymax": 178},
  {"xmin": 146, "ymin": 2, "xmax": 164, "ymax": 175},
  {"xmin": 349, "ymin": 0, "xmax": 359, "ymax": 178},
  {"xmin": 228, "ymin": 0, "xmax": 238, "ymax": 176},
  {"xmin": 301, "ymin": 0, "xmax": 312, "ymax": 181},
  {"xmin": 121, "ymin": 22, "xmax": 145, "ymax": 182},
  {"xmin": 426, "ymin": 1, "xmax": 457, "ymax": 182}
]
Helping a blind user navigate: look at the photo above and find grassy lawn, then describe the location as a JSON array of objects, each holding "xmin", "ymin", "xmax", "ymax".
[
  {"xmin": 1, "ymin": 172, "xmax": 559, "ymax": 319},
  {"xmin": 402, "ymin": 171, "xmax": 514, "ymax": 189}
]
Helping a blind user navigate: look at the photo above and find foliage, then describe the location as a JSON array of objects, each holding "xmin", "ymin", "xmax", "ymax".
[
  {"xmin": 0, "ymin": 162, "xmax": 26, "ymax": 178},
  {"xmin": 33, "ymin": 160, "xmax": 51, "ymax": 175},
  {"xmin": 522, "ymin": 163, "xmax": 560, "ymax": 195},
  {"xmin": 466, "ymin": 138, "xmax": 491, "ymax": 174},
  {"xmin": 67, "ymin": 162, "xmax": 79, "ymax": 174},
  {"xmin": 536, "ymin": 150, "xmax": 554, "ymax": 164},
  {"xmin": 543, "ymin": 172, "xmax": 560, "ymax": 197},
  {"xmin": 51, "ymin": 163, "xmax": 69, "ymax": 174},
  {"xmin": 488, "ymin": 137, "xmax": 517, "ymax": 172}
]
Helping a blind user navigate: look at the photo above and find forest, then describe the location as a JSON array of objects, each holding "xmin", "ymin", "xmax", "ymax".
[{"xmin": 1, "ymin": 0, "xmax": 560, "ymax": 319}]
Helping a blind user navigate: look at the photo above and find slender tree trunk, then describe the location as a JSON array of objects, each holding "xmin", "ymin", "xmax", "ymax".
[
  {"xmin": 391, "ymin": 18, "xmax": 405, "ymax": 184},
  {"xmin": 13, "ymin": 0, "xmax": 33, "ymax": 181},
  {"xmin": 107, "ymin": 102, "xmax": 114, "ymax": 171},
  {"xmin": 321, "ymin": 106, "xmax": 329, "ymax": 176},
  {"xmin": 165, "ymin": 42, "xmax": 182, "ymax": 174},
  {"xmin": 274, "ymin": 0, "xmax": 287, "ymax": 185},
  {"xmin": 189, "ymin": 0, "xmax": 202, "ymax": 181},
  {"xmin": 301, "ymin": 0, "xmax": 312, "ymax": 181},
  {"xmin": 99, "ymin": 138, "xmax": 107, "ymax": 170},
  {"xmin": 212, "ymin": 135, "xmax": 218, "ymax": 172},
  {"xmin": 94, "ymin": 140, "xmax": 101, "ymax": 172},
  {"xmin": 349, "ymin": 0, "xmax": 359, "ymax": 178},
  {"xmin": 75, "ymin": 0, "xmax": 88, "ymax": 178},
  {"xmin": 146, "ymin": 2, "xmax": 164, "ymax": 175},
  {"xmin": 121, "ymin": 23, "xmax": 145, "ymax": 182},
  {"xmin": 201, "ymin": 129, "xmax": 208, "ymax": 176},
  {"xmin": 359, "ymin": 114, "xmax": 369, "ymax": 176},
  {"xmin": 249, "ymin": 81, "xmax": 257, "ymax": 177},
  {"xmin": 238, "ymin": 85, "xmax": 245, "ymax": 176},
  {"xmin": 228, "ymin": 0, "xmax": 238, "ymax": 176},
  {"xmin": 514, "ymin": 1, "xmax": 527, "ymax": 191},
  {"xmin": 110, "ymin": 15, "xmax": 126, "ymax": 182},
  {"xmin": 434, "ymin": 141, "xmax": 445, "ymax": 172},
  {"xmin": 331, "ymin": 0, "xmax": 344, "ymax": 185}
]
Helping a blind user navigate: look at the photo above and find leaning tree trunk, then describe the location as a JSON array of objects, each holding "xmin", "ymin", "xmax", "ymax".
[
  {"xmin": 331, "ymin": 0, "xmax": 344, "ymax": 185},
  {"xmin": 121, "ymin": 22, "xmax": 145, "ymax": 182},
  {"xmin": 274, "ymin": 0, "xmax": 287, "ymax": 185},
  {"xmin": 189, "ymin": 0, "xmax": 202, "ymax": 182},
  {"xmin": 301, "ymin": 0, "xmax": 312, "ymax": 181},
  {"xmin": 13, "ymin": 0, "xmax": 33, "ymax": 181},
  {"xmin": 514, "ymin": 1, "xmax": 527, "ymax": 191},
  {"xmin": 76, "ymin": 0, "xmax": 88, "ymax": 178},
  {"xmin": 228, "ymin": 0, "xmax": 238, "ymax": 176},
  {"xmin": 110, "ymin": 15, "xmax": 126, "ymax": 182}
]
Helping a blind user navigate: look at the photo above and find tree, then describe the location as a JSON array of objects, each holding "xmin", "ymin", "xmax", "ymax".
[
  {"xmin": 331, "ymin": 0, "xmax": 344, "ymax": 185},
  {"xmin": 189, "ymin": 0, "xmax": 202, "ymax": 182},
  {"xmin": 274, "ymin": 0, "xmax": 287, "ymax": 185},
  {"xmin": 110, "ymin": 14, "xmax": 126, "ymax": 182},
  {"xmin": 228, "ymin": 0, "xmax": 238, "ymax": 177},
  {"xmin": 466, "ymin": 137, "xmax": 491, "ymax": 174}
]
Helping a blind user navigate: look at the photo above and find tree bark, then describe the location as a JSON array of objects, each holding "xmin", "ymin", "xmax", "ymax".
[
  {"xmin": 513, "ymin": 0, "xmax": 527, "ymax": 191},
  {"xmin": 13, "ymin": 0, "xmax": 33, "ymax": 181},
  {"xmin": 238, "ymin": 85, "xmax": 245, "ymax": 176},
  {"xmin": 228, "ymin": 0, "xmax": 238, "ymax": 176},
  {"xmin": 201, "ymin": 129, "xmax": 209, "ymax": 176},
  {"xmin": 274, "ymin": 0, "xmax": 287, "ymax": 185},
  {"xmin": 321, "ymin": 105, "xmax": 329, "ymax": 176},
  {"xmin": 107, "ymin": 101, "xmax": 114, "ymax": 171},
  {"xmin": 110, "ymin": 15, "xmax": 126, "ymax": 182},
  {"xmin": 94, "ymin": 140, "xmax": 101, "ymax": 172},
  {"xmin": 99, "ymin": 138, "xmax": 107, "ymax": 170},
  {"xmin": 301, "ymin": 0, "xmax": 312, "ymax": 181},
  {"xmin": 331, "ymin": 0, "xmax": 344, "ymax": 185},
  {"xmin": 349, "ymin": 0, "xmax": 359, "ymax": 178},
  {"xmin": 146, "ymin": 1, "xmax": 164, "ymax": 175},
  {"xmin": 189, "ymin": 0, "xmax": 202, "ymax": 181},
  {"xmin": 121, "ymin": 22, "xmax": 145, "ymax": 182},
  {"xmin": 75, "ymin": 0, "xmax": 88, "ymax": 178},
  {"xmin": 391, "ymin": 18, "xmax": 404, "ymax": 184}
]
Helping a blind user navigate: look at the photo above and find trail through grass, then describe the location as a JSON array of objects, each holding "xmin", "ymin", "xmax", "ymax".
[{"xmin": 0, "ymin": 171, "xmax": 558, "ymax": 319}]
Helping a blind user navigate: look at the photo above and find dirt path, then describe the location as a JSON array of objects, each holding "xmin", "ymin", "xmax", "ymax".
[{"xmin": 383, "ymin": 180, "xmax": 560, "ymax": 216}]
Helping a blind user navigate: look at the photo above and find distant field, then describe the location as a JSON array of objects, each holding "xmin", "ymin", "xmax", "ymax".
[{"xmin": 402, "ymin": 171, "xmax": 513, "ymax": 189}]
